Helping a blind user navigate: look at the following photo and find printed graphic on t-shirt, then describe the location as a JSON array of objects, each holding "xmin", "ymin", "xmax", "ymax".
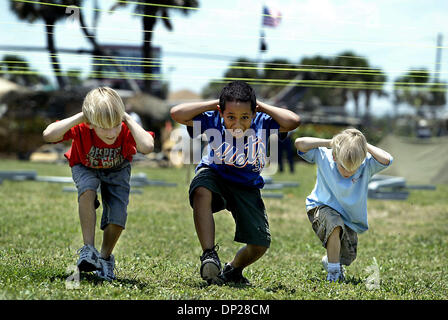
[
  {"xmin": 86, "ymin": 145, "xmax": 124, "ymax": 168},
  {"xmin": 211, "ymin": 135, "xmax": 267, "ymax": 172}
]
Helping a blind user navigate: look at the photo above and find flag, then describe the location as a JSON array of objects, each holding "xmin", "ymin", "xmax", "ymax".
[{"xmin": 262, "ymin": 5, "xmax": 282, "ymax": 27}]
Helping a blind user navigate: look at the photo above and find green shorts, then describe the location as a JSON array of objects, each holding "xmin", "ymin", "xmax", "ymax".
[
  {"xmin": 189, "ymin": 167, "xmax": 271, "ymax": 248},
  {"xmin": 307, "ymin": 205, "xmax": 358, "ymax": 266}
]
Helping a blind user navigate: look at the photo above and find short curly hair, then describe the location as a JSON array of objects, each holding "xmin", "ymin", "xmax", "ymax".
[
  {"xmin": 218, "ymin": 81, "xmax": 257, "ymax": 112},
  {"xmin": 331, "ymin": 128, "xmax": 367, "ymax": 171}
]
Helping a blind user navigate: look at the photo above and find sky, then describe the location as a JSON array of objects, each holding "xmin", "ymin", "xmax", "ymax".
[{"xmin": 1, "ymin": 0, "xmax": 448, "ymax": 117}]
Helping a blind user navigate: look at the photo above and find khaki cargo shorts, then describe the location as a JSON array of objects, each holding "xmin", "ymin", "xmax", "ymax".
[{"xmin": 307, "ymin": 205, "xmax": 358, "ymax": 266}]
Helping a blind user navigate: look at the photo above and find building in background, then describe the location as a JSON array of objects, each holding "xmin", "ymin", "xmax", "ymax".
[{"xmin": 92, "ymin": 44, "xmax": 162, "ymax": 96}]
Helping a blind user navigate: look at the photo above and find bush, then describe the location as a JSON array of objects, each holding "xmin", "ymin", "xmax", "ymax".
[{"xmin": 0, "ymin": 116, "xmax": 47, "ymax": 156}]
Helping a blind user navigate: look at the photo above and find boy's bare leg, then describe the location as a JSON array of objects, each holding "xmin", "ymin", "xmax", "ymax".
[
  {"xmin": 326, "ymin": 226, "xmax": 342, "ymax": 263},
  {"xmin": 78, "ymin": 190, "xmax": 97, "ymax": 246},
  {"xmin": 230, "ymin": 244, "xmax": 268, "ymax": 269},
  {"xmin": 100, "ymin": 224, "xmax": 123, "ymax": 259},
  {"xmin": 192, "ymin": 187, "xmax": 215, "ymax": 251}
]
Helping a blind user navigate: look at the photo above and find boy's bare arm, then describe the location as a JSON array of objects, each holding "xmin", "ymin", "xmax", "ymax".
[
  {"xmin": 123, "ymin": 112, "xmax": 154, "ymax": 154},
  {"xmin": 170, "ymin": 99, "xmax": 219, "ymax": 126},
  {"xmin": 295, "ymin": 137, "xmax": 331, "ymax": 153},
  {"xmin": 367, "ymin": 143, "xmax": 391, "ymax": 166},
  {"xmin": 42, "ymin": 112, "xmax": 85, "ymax": 143},
  {"xmin": 256, "ymin": 100, "xmax": 301, "ymax": 132}
]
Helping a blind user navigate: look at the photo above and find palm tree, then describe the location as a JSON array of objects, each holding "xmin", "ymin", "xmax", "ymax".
[
  {"xmin": 299, "ymin": 55, "xmax": 342, "ymax": 107},
  {"xmin": 201, "ymin": 58, "xmax": 259, "ymax": 98},
  {"xmin": 333, "ymin": 51, "xmax": 369, "ymax": 119},
  {"xmin": 261, "ymin": 58, "xmax": 300, "ymax": 98},
  {"xmin": 393, "ymin": 68, "xmax": 431, "ymax": 109},
  {"xmin": 394, "ymin": 68, "xmax": 446, "ymax": 118},
  {"xmin": 1, "ymin": 54, "xmax": 49, "ymax": 86},
  {"xmin": 110, "ymin": 0, "xmax": 199, "ymax": 94},
  {"xmin": 362, "ymin": 68, "xmax": 387, "ymax": 125},
  {"xmin": 9, "ymin": 0, "xmax": 78, "ymax": 88},
  {"xmin": 75, "ymin": 0, "xmax": 142, "ymax": 93}
]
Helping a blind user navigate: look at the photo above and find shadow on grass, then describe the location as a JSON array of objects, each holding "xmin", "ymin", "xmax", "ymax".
[
  {"xmin": 50, "ymin": 272, "xmax": 149, "ymax": 289},
  {"xmin": 222, "ymin": 282, "xmax": 253, "ymax": 289},
  {"xmin": 343, "ymin": 276, "xmax": 364, "ymax": 286},
  {"xmin": 192, "ymin": 280, "xmax": 252, "ymax": 290},
  {"xmin": 264, "ymin": 283, "xmax": 297, "ymax": 294},
  {"xmin": 306, "ymin": 271, "xmax": 365, "ymax": 286}
]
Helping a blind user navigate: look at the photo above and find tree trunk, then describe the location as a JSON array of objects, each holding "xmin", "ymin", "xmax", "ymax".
[
  {"xmin": 364, "ymin": 90, "xmax": 372, "ymax": 126},
  {"xmin": 45, "ymin": 21, "xmax": 66, "ymax": 89},
  {"xmin": 353, "ymin": 90, "xmax": 360, "ymax": 118},
  {"xmin": 142, "ymin": 6, "xmax": 157, "ymax": 94},
  {"xmin": 78, "ymin": 11, "xmax": 141, "ymax": 93},
  {"xmin": 78, "ymin": 12, "xmax": 101, "ymax": 80}
]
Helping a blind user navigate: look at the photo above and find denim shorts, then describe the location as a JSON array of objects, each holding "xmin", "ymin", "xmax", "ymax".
[
  {"xmin": 307, "ymin": 205, "xmax": 358, "ymax": 266},
  {"xmin": 189, "ymin": 167, "xmax": 271, "ymax": 248},
  {"xmin": 71, "ymin": 161, "xmax": 131, "ymax": 230}
]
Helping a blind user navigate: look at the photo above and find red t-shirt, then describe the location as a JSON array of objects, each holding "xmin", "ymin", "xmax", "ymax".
[{"xmin": 61, "ymin": 122, "xmax": 154, "ymax": 169}]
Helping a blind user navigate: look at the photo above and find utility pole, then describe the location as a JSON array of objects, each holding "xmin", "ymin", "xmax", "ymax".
[
  {"xmin": 434, "ymin": 33, "xmax": 443, "ymax": 82},
  {"xmin": 258, "ymin": 4, "xmax": 268, "ymax": 80}
]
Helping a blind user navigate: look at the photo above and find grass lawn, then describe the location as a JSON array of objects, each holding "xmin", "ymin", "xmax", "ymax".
[{"xmin": 0, "ymin": 159, "xmax": 447, "ymax": 300}]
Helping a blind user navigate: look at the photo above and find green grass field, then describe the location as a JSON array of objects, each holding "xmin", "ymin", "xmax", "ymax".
[{"xmin": 0, "ymin": 159, "xmax": 447, "ymax": 300}]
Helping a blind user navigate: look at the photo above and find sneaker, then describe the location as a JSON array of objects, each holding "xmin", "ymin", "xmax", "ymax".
[
  {"xmin": 95, "ymin": 254, "xmax": 116, "ymax": 281},
  {"xmin": 326, "ymin": 270, "xmax": 344, "ymax": 283},
  {"xmin": 200, "ymin": 245, "xmax": 221, "ymax": 284},
  {"xmin": 322, "ymin": 255, "xmax": 345, "ymax": 279},
  {"xmin": 322, "ymin": 255, "xmax": 328, "ymax": 271},
  {"xmin": 217, "ymin": 263, "xmax": 251, "ymax": 285},
  {"xmin": 77, "ymin": 244, "xmax": 101, "ymax": 272}
]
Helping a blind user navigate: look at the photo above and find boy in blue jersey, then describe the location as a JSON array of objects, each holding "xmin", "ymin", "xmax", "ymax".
[
  {"xmin": 295, "ymin": 128, "xmax": 393, "ymax": 283},
  {"xmin": 170, "ymin": 81, "xmax": 301, "ymax": 285}
]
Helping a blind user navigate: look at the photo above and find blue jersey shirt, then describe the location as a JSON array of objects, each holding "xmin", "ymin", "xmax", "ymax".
[
  {"xmin": 298, "ymin": 147, "xmax": 393, "ymax": 233},
  {"xmin": 189, "ymin": 111, "xmax": 281, "ymax": 188}
]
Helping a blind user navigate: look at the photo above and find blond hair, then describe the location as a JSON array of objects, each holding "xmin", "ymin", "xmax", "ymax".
[
  {"xmin": 82, "ymin": 87, "xmax": 125, "ymax": 128},
  {"xmin": 330, "ymin": 128, "xmax": 367, "ymax": 171}
]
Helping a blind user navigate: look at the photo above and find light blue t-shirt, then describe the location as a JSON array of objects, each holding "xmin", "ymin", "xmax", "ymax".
[{"xmin": 298, "ymin": 147, "xmax": 393, "ymax": 233}]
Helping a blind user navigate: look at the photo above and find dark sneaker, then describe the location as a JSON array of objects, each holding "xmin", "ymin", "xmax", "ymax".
[
  {"xmin": 200, "ymin": 245, "xmax": 222, "ymax": 284},
  {"xmin": 76, "ymin": 244, "xmax": 101, "ymax": 272},
  {"xmin": 94, "ymin": 254, "xmax": 116, "ymax": 281},
  {"xmin": 217, "ymin": 263, "xmax": 251, "ymax": 285}
]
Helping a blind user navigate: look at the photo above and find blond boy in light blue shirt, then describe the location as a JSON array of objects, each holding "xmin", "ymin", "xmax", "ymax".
[{"xmin": 295, "ymin": 128, "xmax": 392, "ymax": 283}]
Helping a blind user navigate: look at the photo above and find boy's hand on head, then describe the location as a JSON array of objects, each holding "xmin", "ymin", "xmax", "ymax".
[
  {"xmin": 255, "ymin": 100, "xmax": 264, "ymax": 113},
  {"xmin": 79, "ymin": 112, "xmax": 88, "ymax": 124},
  {"xmin": 122, "ymin": 112, "xmax": 130, "ymax": 124}
]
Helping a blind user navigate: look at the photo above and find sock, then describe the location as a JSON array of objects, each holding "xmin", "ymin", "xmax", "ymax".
[{"xmin": 327, "ymin": 262, "xmax": 341, "ymax": 273}]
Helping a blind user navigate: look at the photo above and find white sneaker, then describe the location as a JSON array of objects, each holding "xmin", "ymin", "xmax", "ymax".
[
  {"xmin": 326, "ymin": 270, "xmax": 343, "ymax": 283},
  {"xmin": 200, "ymin": 245, "xmax": 222, "ymax": 285},
  {"xmin": 322, "ymin": 256, "xmax": 345, "ymax": 281},
  {"xmin": 77, "ymin": 244, "xmax": 101, "ymax": 272},
  {"xmin": 95, "ymin": 254, "xmax": 116, "ymax": 281},
  {"xmin": 322, "ymin": 255, "xmax": 328, "ymax": 271}
]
